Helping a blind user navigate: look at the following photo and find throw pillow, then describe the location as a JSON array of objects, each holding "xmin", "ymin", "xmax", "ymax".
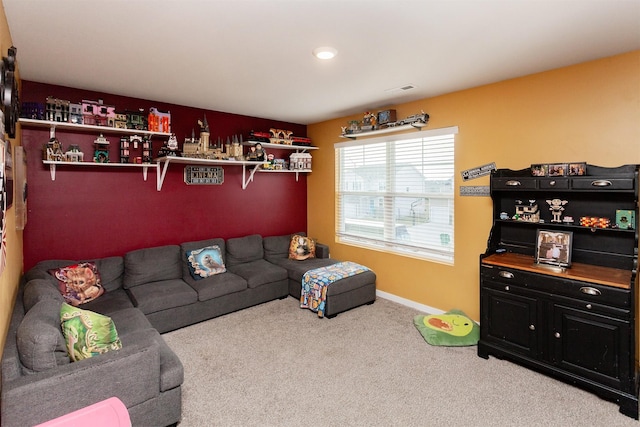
[
  {"xmin": 413, "ymin": 309, "xmax": 480, "ymax": 346},
  {"xmin": 49, "ymin": 262, "xmax": 105, "ymax": 306},
  {"xmin": 60, "ymin": 302, "xmax": 122, "ymax": 362},
  {"xmin": 186, "ymin": 245, "xmax": 226, "ymax": 280},
  {"xmin": 288, "ymin": 235, "xmax": 316, "ymax": 260}
]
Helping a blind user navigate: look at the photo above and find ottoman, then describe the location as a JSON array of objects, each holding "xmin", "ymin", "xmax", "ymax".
[{"xmin": 300, "ymin": 262, "xmax": 377, "ymax": 318}]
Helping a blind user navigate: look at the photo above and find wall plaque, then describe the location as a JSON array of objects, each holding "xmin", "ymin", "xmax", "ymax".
[{"xmin": 184, "ymin": 166, "xmax": 224, "ymax": 185}]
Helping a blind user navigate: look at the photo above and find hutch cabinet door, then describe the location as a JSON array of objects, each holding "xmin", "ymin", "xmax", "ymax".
[
  {"xmin": 481, "ymin": 285, "xmax": 539, "ymax": 358},
  {"xmin": 550, "ymin": 303, "xmax": 630, "ymax": 390}
]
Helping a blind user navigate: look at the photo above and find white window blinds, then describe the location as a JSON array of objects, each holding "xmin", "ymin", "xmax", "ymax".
[{"xmin": 335, "ymin": 126, "xmax": 457, "ymax": 264}]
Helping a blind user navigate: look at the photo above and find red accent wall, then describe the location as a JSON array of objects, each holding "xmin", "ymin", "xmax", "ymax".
[{"xmin": 21, "ymin": 81, "xmax": 308, "ymax": 271}]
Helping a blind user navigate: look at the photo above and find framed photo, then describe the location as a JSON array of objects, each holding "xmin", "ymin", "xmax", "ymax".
[
  {"xmin": 531, "ymin": 164, "xmax": 547, "ymax": 177},
  {"xmin": 568, "ymin": 162, "xmax": 587, "ymax": 176},
  {"xmin": 535, "ymin": 229, "xmax": 573, "ymax": 268},
  {"xmin": 547, "ymin": 163, "xmax": 568, "ymax": 177}
]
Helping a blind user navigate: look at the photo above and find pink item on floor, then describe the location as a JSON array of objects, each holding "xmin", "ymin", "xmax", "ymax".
[{"xmin": 34, "ymin": 397, "xmax": 131, "ymax": 427}]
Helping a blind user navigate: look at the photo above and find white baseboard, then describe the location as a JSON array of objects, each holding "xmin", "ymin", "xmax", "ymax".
[{"xmin": 376, "ymin": 290, "xmax": 445, "ymax": 315}]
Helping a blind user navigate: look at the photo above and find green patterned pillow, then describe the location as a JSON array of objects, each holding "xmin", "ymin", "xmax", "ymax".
[
  {"xmin": 413, "ymin": 309, "xmax": 480, "ymax": 346},
  {"xmin": 60, "ymin": 303, "xmax": 122, "ymax": 362}
]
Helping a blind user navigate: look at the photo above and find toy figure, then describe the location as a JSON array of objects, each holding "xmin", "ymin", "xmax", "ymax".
[{"xmin": 547, "ymin": 198, "xmax": 568, "ymax": 222}]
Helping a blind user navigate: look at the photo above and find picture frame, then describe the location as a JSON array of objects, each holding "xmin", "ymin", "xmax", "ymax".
[
  {"xmin": 535, "ymin": 229, "xmax": 573, "ymax": 268},
  {"xmin": 568, "ymin": 162, "xmax": 587, "ymax": 176},
  {"xmin": 547, "ymin": 163, "xmax": 568, "ymax": 177}
]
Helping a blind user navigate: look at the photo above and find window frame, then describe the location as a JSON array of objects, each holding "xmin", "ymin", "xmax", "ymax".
[{"xmin": 334, "ymin": 126, "xmax": 458, "ymax": 264}]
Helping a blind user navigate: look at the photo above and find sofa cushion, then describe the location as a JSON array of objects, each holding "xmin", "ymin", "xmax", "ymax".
[
  {"xmin": 79, "ymin": 288, "xmax": 135, "ymax": 315},
  {"xmin": 186, "ymin": 245, "xmax": 226, "ymax": 279},
  {"xmin": 189, "ymin": 271, "xmax": 248, "ymax": 301},
  {"xmin": 124, "ymin": 245, "xmax": 182, "ymax": 288},
  {"xmin": 49, "ymin": 262, "xmax": 105, "ymax": 306},
  {"xmin": 23, "ymin": 259, "xmax": 76, "ymax": 283},
  {"xmin": 17, "ymin": 299, "xmax": 70, "ymax": 372},
  {"xmin": 60, "ymin": 302, "xmax": 123, "ymax": 362},
  {"xmin": 23, "ymin": 279, "xmax": 64, "ymax": 312},
  {"xmin": 227, "ymin": 259, "xmax": 287, "ymax": 288},
  {"xmin": 108, "ymin": 307, "xmax": 155, "ymax": 336},
  {"xmin": 225, "ymin": 234, "xmax": 264, "ymax": 267},
  {"xmin": 263, "ymin": 232, "xmax": 305, "ymax": 260},
  {"xmin": 269, "ymin": 257, "xmax": 339, "ymax": 282},
  {"xmin": 93, "ymin": 256, "xmax": 125, "ymax": 292},
  {"xmin": 289, "ymin": 235, "xmax": 316, "ymax": 260},
  {"xmin": 127, "ymin": 279, "xmax": 198, "ymax": 314}
]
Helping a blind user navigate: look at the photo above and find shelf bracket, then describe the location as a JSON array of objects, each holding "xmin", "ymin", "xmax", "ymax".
[
  {"xmin": 49, "ymin": 163, "xmax": 57, "ymax": 181},
  {"xmin": 242, "ymin": 164, "xmax": 262, "ymax": 189},
  {"xmin": 157, "ymin": 160, "xmax": 171, "ymax": 191}
]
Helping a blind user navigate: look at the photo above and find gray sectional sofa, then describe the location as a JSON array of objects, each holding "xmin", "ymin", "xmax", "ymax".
[{"xmin": 1, "ymin": 233, "xmax": 376, "ymax": 427}]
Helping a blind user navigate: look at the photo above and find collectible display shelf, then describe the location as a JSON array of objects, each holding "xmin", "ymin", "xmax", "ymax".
[
  {"xmin": 244, "ymin": 140, "xmax": 318, "ymax": 152},
  {"xmin": 23, "ymin": 117, "xmax": 172, "ymax": 183},
  {"xmin": 42, "ymin": 160, "xmax": 157, "ymax": 182},
  {"xmin": 339, "ymin": 121, "xmax": 427, "ymax": 139},
  {"xmin": 19, "ymin": 118, "xmax": 172, "ymax": 138}
]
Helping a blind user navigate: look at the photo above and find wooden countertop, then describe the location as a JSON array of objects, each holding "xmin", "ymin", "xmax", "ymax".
[{"xmin": 482, "ymin": 252, "xmax": 633, "ymax": 289}]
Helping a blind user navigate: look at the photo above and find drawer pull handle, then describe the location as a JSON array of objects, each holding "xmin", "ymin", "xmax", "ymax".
[
  {"xmin": 506, "ymin": 180, "xmax": 521, "ymax": 186},
  {"xmin": 591, "ymin": 180, "xmax": 612, "ymax": 187},
  {"xmin": 580, "ymin": 287, "xmax": 601, "ymax": 296},
  {"xmin": 499, "ymin": 271, "xmax": 514, "ymax": 279}
]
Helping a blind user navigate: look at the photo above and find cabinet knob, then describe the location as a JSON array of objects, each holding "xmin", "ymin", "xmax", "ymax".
[
  {"xmin": 499, "ymin": 271, "xmax": 514, "ymax": 279},
  {"xmin": 529, "ymin": 324, "xmax": 535, "ymax": 331},
  {"xmin": 504, "ymin": 285, "xmax": 510, "ymax": 291},
  {"xmin": 586, "ymin": 304, "xmax": 592, "ymax": 309},
  {"xmin": 555, "ymin": 332, "xmax": 561, "ymax": 338},
  {"xmin": 580, "ymin": 287, "xmax": 601, "ymax": 296},
  {"xmin": 549, "ymin": 180, "xmax": 556, "ymax": 186},
  {"xmin": 506, "ymin": 180, "xmax": 521, "ymax": 186}
]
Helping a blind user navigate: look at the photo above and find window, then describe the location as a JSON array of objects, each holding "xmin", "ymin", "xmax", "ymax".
[{"xmin": 335, "ymin": 126, "xmax": 457, "ymax": 264}]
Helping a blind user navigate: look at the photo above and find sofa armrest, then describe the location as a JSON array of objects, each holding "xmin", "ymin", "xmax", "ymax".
[
  {"xmin": 315, "ymin": 243, "xmax": 330, "ymax": 259},
  {"xmin": 1, "ymin": 335, "xmax": 161, "ymax": 427}
]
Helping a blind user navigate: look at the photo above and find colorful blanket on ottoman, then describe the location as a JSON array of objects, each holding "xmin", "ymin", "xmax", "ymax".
[{"xmin": 300, "ymin": 261, "xmax": 370, "ymax": 318}]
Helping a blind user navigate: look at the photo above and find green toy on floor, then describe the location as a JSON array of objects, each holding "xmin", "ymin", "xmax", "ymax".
[{"xmin": 413, "ymin": 309, "xmax": 479, "ymax": 346}]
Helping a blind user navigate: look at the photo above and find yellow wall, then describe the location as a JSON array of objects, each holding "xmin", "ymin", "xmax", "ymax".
[
  {"xmin": 0, "ymin": 0, "xmax": 24, "ymax": 358},
  {"xmin": 307, "ymin": 50, "xmax": 640, "ymax": 320}
]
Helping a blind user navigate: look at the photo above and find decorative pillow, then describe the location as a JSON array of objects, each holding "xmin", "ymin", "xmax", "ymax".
[
  {"xmin": 49, "ymin": 262, "xmax": 104, "ymax": 306},
  {"xmin": 288, "ymin": 235, "xmax": 316, "ymax": 260},
  {"xmin": 186, "ymin": 245, "xmax": 226, "ymax": 280},
  {"xmin": 60, "ymin": 302, "xmax": 122, "ymax": 362},
  {"xmin": 413, "ymin": 309, "xmax": 480, "ymax": 347}
]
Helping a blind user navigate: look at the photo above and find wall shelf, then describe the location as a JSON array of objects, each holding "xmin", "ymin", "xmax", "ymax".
[
  {"xmin": 155, "ymin": 156, "xmax": 265, "ymax": 190},
  {"xmin": 339, "ymin": 121, "xmax": 427, "ymax": 139},
  {"xmin": 244, "ymin": 140, "xmax": 318, "ymax": 153},
  {"xmin": 20, "ymin": 118, "xmax": 172, "ymax": 138},
  {"xmin": 42, "ymin": 160, "xmax": 157, "ymax": 181}
]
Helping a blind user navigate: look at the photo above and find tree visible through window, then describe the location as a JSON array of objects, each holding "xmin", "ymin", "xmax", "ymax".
[{"xmin": 335, "ymin": 126, "xmax": 457, "ymax": 264}]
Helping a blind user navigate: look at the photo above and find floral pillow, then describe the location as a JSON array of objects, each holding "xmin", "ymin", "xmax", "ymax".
[
  {"xmin": 186, "ymin": 245, "xmax": 226, "ymax": 280},
  {"xmin": 288, "ymin": 235, "xmax": 316, "ymax": 260},
  {"xmin": 49, "ymin": 262, "xmax": 104, "ymax": 306},
  {"xmin": 60, "ymin": 302, "xmax": 122, "ymax": 362}
]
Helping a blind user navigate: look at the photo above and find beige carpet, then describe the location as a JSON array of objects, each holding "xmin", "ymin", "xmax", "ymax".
[{"xmin": 162, "ymin": 297, "xmax": 638, "ymax": 427}]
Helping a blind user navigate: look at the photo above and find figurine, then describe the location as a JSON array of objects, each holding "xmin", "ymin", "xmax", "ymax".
[
  {"xmin": 547, "ymin": 198, "xmax": 568, "ymax": 223},
  {"xmin": 93, "ymin": 133, "xmax": 110, "ymax": 163}
]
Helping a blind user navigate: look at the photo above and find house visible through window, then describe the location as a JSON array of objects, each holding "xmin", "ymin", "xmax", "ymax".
[{"xmin": 335, "ymin": 126, "xmax": 458, "ymax": 264}]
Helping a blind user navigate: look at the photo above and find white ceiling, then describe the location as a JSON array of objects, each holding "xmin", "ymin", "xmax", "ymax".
[{"xmin": 3, "ymin": 0, "xmax": 640, "ymax": 125}]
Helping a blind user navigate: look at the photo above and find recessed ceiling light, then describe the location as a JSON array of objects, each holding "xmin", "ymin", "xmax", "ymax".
[{"xmin": 313, "ymin": 46, "xmax": 337, "ymax": 60}]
